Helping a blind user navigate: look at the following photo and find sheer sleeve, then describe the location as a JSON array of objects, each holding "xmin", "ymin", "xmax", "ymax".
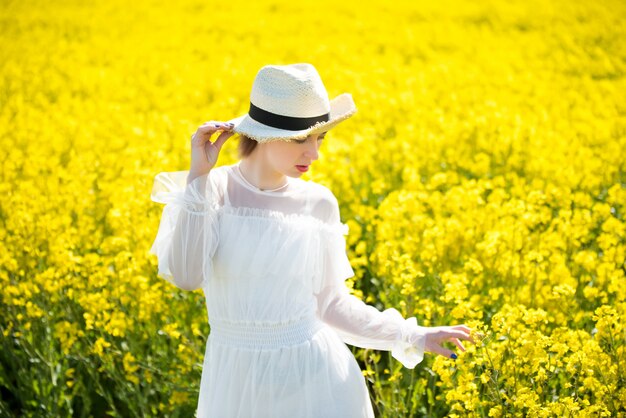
[
  {"xmin": 314, "ymin": 192, "xmax": 426, "ymax": 369},
  {"xmin": 148, "ymin": 170, "xmax": 221, "ymax": 291}
]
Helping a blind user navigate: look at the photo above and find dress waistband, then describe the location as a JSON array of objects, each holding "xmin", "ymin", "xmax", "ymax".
[{"xmin": 209, "ymin": 316, "xmax": 324, "ymax": 349}]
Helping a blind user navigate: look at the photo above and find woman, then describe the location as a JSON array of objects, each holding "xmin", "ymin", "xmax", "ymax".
[{"xmin": 150, "ymin": 63, "xmax": 473, "ymax": 418}]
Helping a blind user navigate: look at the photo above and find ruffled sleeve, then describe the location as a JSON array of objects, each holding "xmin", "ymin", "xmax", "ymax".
[
  {"xmin": 149, "ymin": 170, "xmax": 221, "ymax": 291},
  {"xmin": 313, "ymin": 192, "xmax": 426, "ymax": 369}
]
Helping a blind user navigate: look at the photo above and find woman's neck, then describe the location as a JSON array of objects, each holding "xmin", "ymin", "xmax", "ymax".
[{"xmin": 238, "ymin": 158, "xmax": 289, "ymax": 191}]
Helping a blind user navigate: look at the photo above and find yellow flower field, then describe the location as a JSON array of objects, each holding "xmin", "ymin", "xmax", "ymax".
[{"xmin": 1, "ymin": 0, "xmax": 625, "ymax": 416}]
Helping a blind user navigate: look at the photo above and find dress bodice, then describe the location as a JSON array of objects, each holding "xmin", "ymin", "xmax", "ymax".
[{"xmin": 149, "ymin": 162, "xmax": 354, "ymax": 324}]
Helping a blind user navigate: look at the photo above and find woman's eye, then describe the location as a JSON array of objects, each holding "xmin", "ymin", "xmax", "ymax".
[{"xmin": 294, "ymin": 136, "xmax": 325, "ymax": 144}]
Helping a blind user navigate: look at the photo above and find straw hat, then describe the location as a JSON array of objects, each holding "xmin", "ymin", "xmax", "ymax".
[{"xmin": 227, "ymin": 63, "xmax": 357, "ymax": 143}]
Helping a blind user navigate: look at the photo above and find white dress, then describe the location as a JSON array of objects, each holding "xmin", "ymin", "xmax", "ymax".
[{"xmin": 149, "ymin": 161, "xmax": 426, "ymax": 418}]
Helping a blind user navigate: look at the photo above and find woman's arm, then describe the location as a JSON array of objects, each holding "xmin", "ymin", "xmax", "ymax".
[
  {"xmin": 149, "ymin": 170, "xmax": 219, "ymax": 291},
  {"xmin": 150, "ymin": 121, "xmax": 234, "ymax": 291},
  {"xmin": 314, "ymin": 190, "xmax": 473, "ymax": 367},
  {"xmin": 316, "ymin": 284, "xmax": 473, "ymax": 367},
  {"xmin": 315, "ymin": 284, "xmax": 426, "ymax": 368}
]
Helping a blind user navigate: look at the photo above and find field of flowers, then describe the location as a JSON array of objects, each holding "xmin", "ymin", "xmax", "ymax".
[{"xmin": 1, "ymin": 0, "xmax": 625, "ymax": 416}]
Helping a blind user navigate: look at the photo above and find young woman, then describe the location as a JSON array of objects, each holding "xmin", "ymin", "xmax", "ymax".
[{"xmin": 150, "ymin": 63, "xmax": 473, "ymax": 418}]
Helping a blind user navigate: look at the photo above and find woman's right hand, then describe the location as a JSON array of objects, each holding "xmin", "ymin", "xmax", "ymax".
[{"xmin": 189, "ymin": 121, "xmax": 236, "ymax": 177}]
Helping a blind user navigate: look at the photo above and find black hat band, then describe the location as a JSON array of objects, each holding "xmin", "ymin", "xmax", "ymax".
[{"xmin": 249, "ymin": 102, "xmax": 330, "ymax": 131}]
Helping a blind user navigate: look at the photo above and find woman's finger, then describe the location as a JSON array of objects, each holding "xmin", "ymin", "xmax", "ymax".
[
  {"xmin": 212, "ymin": 130, "xmax": 236, "ymax": 152},
  {"xmin": 442, "ymin": 329, "xmax": 473, "ymax": 342},
  {"xmin": 197, "ymin": 121, "xmax": 232, "ymax": 132},
  {"xmin": 427, "ymin": 342, "xmax": 456, "ymax": 359},
  {"xmin": 448, "ymin": 324, "xmax": 472, "ymax": 334},
  {"xmin": 451, "ymin": 338, "xmax": 466, "ymax": 352},
  {"xmin": 452, "ymin": 324, "xmax": 472, "ymax": 334},
  {"xmin": 194, "ymin": 123, "xmax": 234, "ymax": 145},
  {"xmin": 200, "ymin": 120, "xmax": 227, "ymax": 127}
]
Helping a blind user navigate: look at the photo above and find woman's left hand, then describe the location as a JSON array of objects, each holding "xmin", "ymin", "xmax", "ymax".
[{"xmin": 418, "ymin": 324, "xmax": 474, "ymax": 359}]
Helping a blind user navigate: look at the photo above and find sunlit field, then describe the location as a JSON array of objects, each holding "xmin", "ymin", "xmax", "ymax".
[{"xmin": 1, "ymin": 0, "xmax": 625, "ymax": 416}]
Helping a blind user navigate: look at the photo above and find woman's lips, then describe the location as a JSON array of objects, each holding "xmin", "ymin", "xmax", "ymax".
[{"xmin": 295, "ymin": 165, "xmax": 309, "ymax": 173}]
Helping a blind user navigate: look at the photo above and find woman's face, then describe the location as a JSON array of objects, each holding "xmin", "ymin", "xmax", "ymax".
[{"xmin": 262, "ymin": 131, "xmax": 327, "ymax": 177}]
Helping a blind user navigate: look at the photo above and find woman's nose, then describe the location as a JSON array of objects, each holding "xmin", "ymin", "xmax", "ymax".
[{"xmin": 304, "ymin": 141, "xmax": 319, "ymax": 160}]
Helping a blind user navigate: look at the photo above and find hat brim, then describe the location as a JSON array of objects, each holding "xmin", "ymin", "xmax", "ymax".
[{"xmin": 227, "ymin": 93, "xmax": 357, "ymax": 143}]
